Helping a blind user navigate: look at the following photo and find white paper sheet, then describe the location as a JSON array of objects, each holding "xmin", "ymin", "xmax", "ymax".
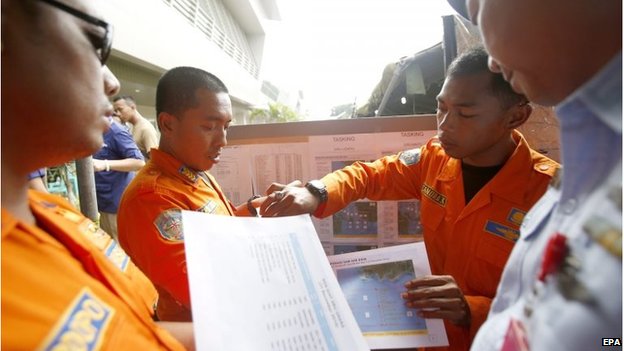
[
  {"xmin": 328, "ymin": 243, "xmax": 449, "ymax": 349},
  {"xmin": 183, "ymin": 212, "xmax": 370, "ymax": 351}
]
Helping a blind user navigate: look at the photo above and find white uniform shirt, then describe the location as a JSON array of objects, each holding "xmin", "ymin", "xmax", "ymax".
[{"xmin": 471, "ymin": 53, "xmax": 622, "ymax": 350}]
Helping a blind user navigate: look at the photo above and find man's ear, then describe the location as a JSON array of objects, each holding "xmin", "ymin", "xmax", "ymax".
[
  {"xmin": 507, "ymin": 103, "xmax": 532, "ymax": 129},
  {"xmin": 158, "ymin": 112, "xmax": 177, "ymax": 133}
]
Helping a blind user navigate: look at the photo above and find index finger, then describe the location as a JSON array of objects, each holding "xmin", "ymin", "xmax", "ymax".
[
  {"xmin": 264, "ymin": 182, "xmax": 287, "ymax": 195},
  {"xmin": 404, "ymin": 275, "xmax": 452, "ymax": 289}
]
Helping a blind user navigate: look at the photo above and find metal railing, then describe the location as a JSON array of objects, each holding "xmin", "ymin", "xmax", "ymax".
[{"xmin": 162, "ymin": 0, "xmax": 259, "ymax": 78}]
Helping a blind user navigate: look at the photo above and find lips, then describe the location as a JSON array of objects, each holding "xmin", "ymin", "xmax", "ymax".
[
  {"xmin": 438, "ymin": 136, "xmax": 455, "ymax": 149},
  {"xmin": 208, "ymin": 152, "xmax": 221, "ymax": 162}
]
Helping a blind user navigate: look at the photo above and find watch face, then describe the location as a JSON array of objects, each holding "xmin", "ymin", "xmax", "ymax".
[{"xmin": 306, "ymin": 180, "xmax": 328, "ymax": 202}]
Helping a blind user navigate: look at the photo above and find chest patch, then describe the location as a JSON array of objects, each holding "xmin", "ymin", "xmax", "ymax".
[
  {"xmin": 507, "ymin": 208, "xmax": 526, "ymax": 226},
  {"xmin": 154, "ymin": 209, "xmax": 184, "ymax": 241},
  {"xmin": 40, "ymin": 288, "xmax": 114, "ymax": 351},
  {"xmin": 484, "ymin": 220, "xmax": 520, "ymax": 242},
  {"xmin": 399, "ymin": 148, "xmax": 421, "ymax": 166},
  {"xmin": 421, "ymin": 183, "xmax": 447, "ymax": 207}
]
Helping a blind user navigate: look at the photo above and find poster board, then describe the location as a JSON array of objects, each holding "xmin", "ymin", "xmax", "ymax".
[{"xmin": 212, "ymin": 115, "xmax": 438, "ymax": 255}]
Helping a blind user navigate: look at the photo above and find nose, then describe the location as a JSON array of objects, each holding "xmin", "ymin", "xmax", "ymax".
[
  {"xmin": 102, "ymin": 66, "xmax": 121, "ymax": 97},
  {"xmin": 487, "ymin": 56, "xmax": 502, "ymax": 73},
  {"xmin": 436, "ymin": 110, "xmax": 453, "ymax": 133},
  {"xmin": 215, "ymin": 128, "xmax": 228, "ymax": 148}
]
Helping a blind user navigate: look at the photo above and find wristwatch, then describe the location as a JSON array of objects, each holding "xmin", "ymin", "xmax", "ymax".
[
  {"xmin": 247, "ymin": 194, "xmax": 260, "ymax": 217},
  {"xmin": 305, "ymin": 180, "xmax": 328, "ymax": 217}
]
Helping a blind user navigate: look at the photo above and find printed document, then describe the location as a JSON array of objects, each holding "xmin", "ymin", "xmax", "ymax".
[
  {"xmin": 183, "ymin": 212, "xmax": 369, "ymax": 351},
  {"xmin": 329, "ymin": 243, "xmax": 449, "ymax": 349}
]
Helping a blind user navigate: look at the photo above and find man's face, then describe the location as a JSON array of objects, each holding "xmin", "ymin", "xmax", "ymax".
[
  {"xmin": 2, "ymin": 0, "xmax": 113, "ymax": 169},
  {"xmin": 465, "ymin": 0, "xmax": 587, "ymax": 106},
  {"xmin": 166, "ymin": 89, "xmax": 232, "ymax": 171},
  {"xmin": 113, "ymin": 99, "xmax": 135, "ymax": 123},
  {"xmin": 436, "ymin": 72, "xmax": 513, "ymax": 166}
]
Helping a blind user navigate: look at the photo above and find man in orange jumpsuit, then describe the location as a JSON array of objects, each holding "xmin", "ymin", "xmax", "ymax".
[
  {"xmin": 2, "ymin": 0, "xmax": 194, "ymax": 348},
  {"xmin": 260, "ymin": 47, "xmax": 559, "ymax": 350},
  {"xmin": 117, "ymin": 67, "xmax": 264, "ymax": 321}
]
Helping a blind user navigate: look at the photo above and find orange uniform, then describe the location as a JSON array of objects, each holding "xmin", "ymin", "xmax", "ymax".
[
  {"xmin": 317, "ymin": 131, "xmax": 558, "ymax": 350},
  {"xmin": 1, "ymin": 191, "xmax": 184, "ymax": 350},
  {"xmin": 118, "ymin": 148, "xmax": 236, "ymax": 321}
]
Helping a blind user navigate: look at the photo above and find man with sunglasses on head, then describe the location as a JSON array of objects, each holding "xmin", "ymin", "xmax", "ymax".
[
  {"xmin": 2, "ymin": 0, "xmax": 195, "ymax": 348},
  {"xmin": 446, "ymin": 0, "xmax": 621, "ymax": 350}
]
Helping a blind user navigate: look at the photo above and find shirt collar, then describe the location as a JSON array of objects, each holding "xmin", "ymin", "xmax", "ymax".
[
  {"xmin": 150, "ymin": 149, "xmax": 201, "ymax": 185},
  {"xmin": 557, "ymin": 52, "xmax": 622, "ymax": 134}
]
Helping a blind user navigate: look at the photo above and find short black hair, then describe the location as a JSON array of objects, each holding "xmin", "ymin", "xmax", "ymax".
[
  {"xmin": 156, "ymin": 66, "xmax": 229, "ymax": 117},
  {"xmin": 447, "ymin": 46, "xmax": 527, "ymax": 108},
  {"xmin": 113, "ymin": 95, "xmax": 136, "ymax": 105}
]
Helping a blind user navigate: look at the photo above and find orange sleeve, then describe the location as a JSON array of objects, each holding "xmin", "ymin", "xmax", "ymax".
[
  {"xmin": 118, "ymin": 190, "xmax": 192, "ymax": 308},
  {"xmin": 465, "ymin": 294, "xmax": 492, "ymax": 341},
  {"xmin": 319, "ymin": 148, "xmax": 424, "ymax": 217}
]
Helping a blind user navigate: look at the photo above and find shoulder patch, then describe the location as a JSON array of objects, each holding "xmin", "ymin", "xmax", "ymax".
[
  {"xmin": 399, "ymin": 148, "xmax": 421, "ymax": 166},
  {"xmin": 178, "ymin": 165, "xmax": 198, "ymax": 183},
  {"xmin": 583, "ymin": 216, "xmax": 622, "ymax": 259},
  {"xmin": 154, "ymin": 209, "xmax": 184, "ymax": 241},
  {"xmin": 608, "ymin": 185, "xmax": 622, "ymax": 210},
  {"xmin": 39, "ymin": 288, "xmax": 114, "ymax": 351}
]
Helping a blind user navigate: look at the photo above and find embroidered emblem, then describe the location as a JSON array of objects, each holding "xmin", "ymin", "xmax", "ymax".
[
  {"xmin": 583, "ymin": 216, "xmax": 622, "ymax": 259},
  {"xmin": 484, "ymin": 220, "xmax": 520, "ymax": 242},
  {"xmin": 421, "ymin": 184, "xmax": 447, "ymax": 207},
  {"xmin": 178, "ymin": 165, "xmax": 198, "ymax": 183},
  {"xmin": 104, "ymin": 240, "xmax": 130, "ymax": 272},
  {"xmin": 198, "ymin": 200, "xmax": 218, "ymax": 214},
  {"xmin": 399, "ymin": 148, "xmax": 421, "ymax": 166},
  {"xmin": 154, "ymin": 209, "xmax": 184, "ymax": 241},
  {"xmin": 40, "ymin": 288, "xmax": 113, "ymax": 351},
  {"xmin": 507, "ymin": 208, "xmax": 526, "ymax": 226}
]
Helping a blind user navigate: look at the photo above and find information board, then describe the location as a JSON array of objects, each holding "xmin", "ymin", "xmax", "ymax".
[{"xmin": 212, "ymin": 115, "xmax": 438, "ymax": 254}]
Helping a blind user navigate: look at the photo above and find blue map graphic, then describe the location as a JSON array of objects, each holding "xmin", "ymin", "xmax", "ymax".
[{"xmin": 336, "ymin": 260, "xmax": 427, "ymax": 333}]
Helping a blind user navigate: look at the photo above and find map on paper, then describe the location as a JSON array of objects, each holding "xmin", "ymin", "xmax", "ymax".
[
  {"xmin": 329, "ymin": 243, "xmax": 448, "ymax": 349},
  {"xmin": 336, "ymin": 260, "xmax": 426, "ymax": 334}
]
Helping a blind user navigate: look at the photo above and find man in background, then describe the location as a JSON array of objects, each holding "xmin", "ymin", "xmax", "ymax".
[
  {"xmin": 93, "ymin": 118, "xmax": 145, "ymax": 240},
  {"xmin": 446, "ymin": 0, "xmax": 622, "ymax": 350},
  {"xmin": 114, "ymin": 95, "xmax": 159, "ymax": 158},
  {"xmin": 27, "ymin": 168, "xmax": 48, "ymax": 192}
]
